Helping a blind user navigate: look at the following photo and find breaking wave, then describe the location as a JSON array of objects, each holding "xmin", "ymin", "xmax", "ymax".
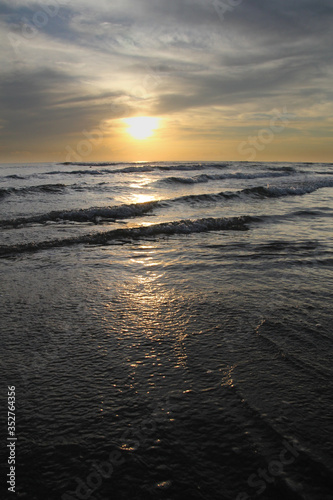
[
  {"xmin": 0, "ymin": 216, "xmax": 253, "ymax": 257},
  {"xmin": 0, "ymin": 201, "xmax": 160, "ymax": 227},
  {"xmin": 1, "ymin": 178, "xmax": 333, "ymax": 228},
  {"xmin": 172, "ymin": 178, "xmax": 333, "ymax": 204}
]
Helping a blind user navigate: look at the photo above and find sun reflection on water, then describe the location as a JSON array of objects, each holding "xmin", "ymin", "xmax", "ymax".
[
  {"xmin": 130, "ymin": 193, "xmax": 158, "ymax": 204},
  {"xmin": 114, "ymin": 247, "xmax": 189, "ymax": 372}
]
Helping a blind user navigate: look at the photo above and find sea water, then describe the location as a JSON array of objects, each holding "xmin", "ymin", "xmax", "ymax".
[{"xmin": 0, "ymin": 161, "xmax": 332, "ymax": 499}]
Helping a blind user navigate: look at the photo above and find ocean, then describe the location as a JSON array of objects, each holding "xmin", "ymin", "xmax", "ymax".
[{"xmin": 0, "ymin": 160, "xmax": 332, "ymax": 500}]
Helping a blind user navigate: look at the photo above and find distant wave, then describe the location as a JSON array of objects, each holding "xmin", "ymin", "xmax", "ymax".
[
  {"xmin": 7, "ymin": 163, "xmax": 228, "ymax": 180},
  {"xmin": 169, "ymin": 178, "xmax": 333, "ymax": 205},
  {"xmin": 60, "ymin": 161, "xmax": 122, "ymax": 166},
  {"xmin": 157, "ymin": 163, "xmax": 228, "ymax": 171},
  {"xmin": 172, "ymin": 191, "xmax": 238, "ymax": 203},
  {"xmin": 4, "ymin": 174, "xmax": 26, "ymax": 180},
  {"xmin": 0, "ymin": 216, "xmax": 253, "ymax": 257},
  {"xmin": 0, "ymin": 183, "xmax": 66, "ymax": 199},
  {"xmin": 158, "ymin": 171, "xmax": 293, "ymax": 185},
  {"xmin": 49, "ymin": 166, "xmax": 157, "ymax": 176},
  {"xmin": 242, "ymin": 179, "xmax": 333, "ymax": 198},
  {"xmin": 60, "ymin": 161, "xmax": 228, "ymax": 170},
  {"xmin": 0, "ymin": 182, "xmax": 121, "ymax": 199},
  {"xmin": 267, "ymin": 165, "xmax": 296, "ymax": 172},
  {"xmin": 0, "ymin": 201, "xmax": 160, "ymax": 227}
]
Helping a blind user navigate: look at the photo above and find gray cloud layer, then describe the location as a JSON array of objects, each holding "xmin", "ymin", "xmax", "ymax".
[{"xmin": 0, "ymin": 0, "xmax": 332, "ymax": 158}]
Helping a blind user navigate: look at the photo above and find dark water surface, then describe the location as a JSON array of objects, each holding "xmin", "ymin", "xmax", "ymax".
[{"xmin": 0, "ymin": 161, "xmax": 332, "ymax": 499}]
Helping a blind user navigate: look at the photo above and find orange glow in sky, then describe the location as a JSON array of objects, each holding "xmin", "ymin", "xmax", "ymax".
[{"xmin": 124, "ymin": 117, "xmax": 160, "ymax": 140}]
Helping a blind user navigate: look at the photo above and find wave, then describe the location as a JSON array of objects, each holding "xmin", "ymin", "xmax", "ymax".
[
  {"xmin": 50, "ymin": 166, "xmax": 158, "ymax": 176},
  {"xmin": 242, "ymin": 179, "xmax": 333, "ymax": 198},
  {"xmin": 0, "ymin": 216, "xmax": 253, "ymax": 257},
  {"xmin": 44, "ymin": 166, "xmax": 156, "ymax": 177},
  {"xmin": 169, "ymin": 178, "xmax": 333, "ymax": 205},
  {"xmin": 157, "ymin": 163, "xmax": 228, "ymax": 171},
  {"xmin": 267, "ymin": 165, "xmax": 296, "ymax": 172},
  {"xmin": 2, "ymin": 178, "xmax": 333, "ymax": 228},
  {"xmin": 8, "ymin": 163, "xmax": 228, "ymax": 180},
  {"xmin": 173, "ymin": 191, "xmax": 238, "ymax": 204},
  {"xmin": 60, "ymin": 161, "xmax": 227, "ymax": 170},
  {"xmin": 61, "ymin": 161, "xmax": 122, "ymax": 166},
  {"xmin": 0, "ymin": 201, "xmax": 160, "ymax": 227},
  {"xmin": 4, "ymin": 174, "xmax": 26, "ymax": 180},
  {"xmin": 0, "ymin": 182, "xmax": 120, "ymax": 199},
  {"xmin": 289, "ymin": 208, "xmax": 333, "ymax": 217},
  {"xmin": 250, "ymin": 240, "xmax": 321, "ymax": 254},
  {"xmin": 159, "ymin": 171, "xmax": 293, "ymax": 185},
  {"xmin": 0, "ymin": 183, "xmax": 66, "ymax": 199},
  {"xmin": 117, "ymin": 163, "xmax": 225, "ymax": 173}
]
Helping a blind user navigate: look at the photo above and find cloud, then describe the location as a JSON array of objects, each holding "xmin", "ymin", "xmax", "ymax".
[
  {"xmin": 0, "ymin": 67, "xmax": 128, "ymax": 144},
  {"xmin": 0, "ymin": 0, "xmax": 332, "ymax": 160}
]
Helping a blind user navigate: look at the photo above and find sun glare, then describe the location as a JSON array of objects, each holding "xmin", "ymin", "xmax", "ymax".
[{"xmin": 124, "ymin": 117, "xmax": 159, "ymax": 140}]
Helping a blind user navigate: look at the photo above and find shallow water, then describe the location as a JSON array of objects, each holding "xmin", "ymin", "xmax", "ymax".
[{"xmin": 0, "ymin": 161, "xmax": 333, "ymax": 499}]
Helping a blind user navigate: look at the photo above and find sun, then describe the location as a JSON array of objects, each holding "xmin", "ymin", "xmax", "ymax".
[{"xmin": 124, "ymin": 116, "xmax": 159, "ymax": 140}]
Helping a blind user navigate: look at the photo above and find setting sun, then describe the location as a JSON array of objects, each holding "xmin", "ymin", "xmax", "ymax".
[{"xmin": 124, "ymin": 117, "xmax": 159, "ymax": 140}]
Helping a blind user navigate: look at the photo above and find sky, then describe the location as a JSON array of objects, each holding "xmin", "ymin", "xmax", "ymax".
[{"xmin": 0, "ymin": 0, "xmax": 332, "ymax": 163}]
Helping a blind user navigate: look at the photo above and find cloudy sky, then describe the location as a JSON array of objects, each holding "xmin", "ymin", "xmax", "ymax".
[{"xmin": 0, "ymin": 0, "xmax": 332, "ymax": 163}]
